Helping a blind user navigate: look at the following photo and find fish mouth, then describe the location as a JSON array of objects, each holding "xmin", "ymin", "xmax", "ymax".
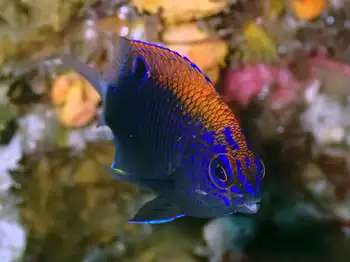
[
  {"xmin": 237, "ymin": 203, "xmax": 260, "ymax": 213},
  {"xmin": 234, "ymin": 197, "xmax": 261, "ymax": 214}
]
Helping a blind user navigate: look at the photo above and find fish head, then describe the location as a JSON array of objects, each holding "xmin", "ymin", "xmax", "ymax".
[
  {"xmin": 173, "ymin": 139, "xmax": 265, "ymax": 218},
  {"xmin": 206, "ymin": 150, "xmax": 265, "ymax": 214}
]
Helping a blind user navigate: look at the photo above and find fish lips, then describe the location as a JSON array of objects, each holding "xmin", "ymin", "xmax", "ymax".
[
  {"xmin": 231, "ymin": 197, "xmax": 261, "ymax": 214},
  {"xmin": 235, "ymin": 202, "xmax": 260, "ymax": 214}
]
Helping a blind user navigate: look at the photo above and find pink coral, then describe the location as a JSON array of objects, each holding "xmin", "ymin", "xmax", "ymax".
[
  {"xmin": 223, "ymin": 63, "xmax": 308, "ymax": 110},
  {"xmin": 223, "ymin": 54, "xmax": 350, "ymax": 110}
]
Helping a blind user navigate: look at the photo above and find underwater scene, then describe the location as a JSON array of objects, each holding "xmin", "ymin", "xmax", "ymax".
[{"xmin": 1, "ymin": 0, "xmax": 350, "ymax": 261}]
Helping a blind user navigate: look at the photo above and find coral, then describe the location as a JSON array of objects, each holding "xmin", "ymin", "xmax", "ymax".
[
  {"xmin": 0, "ymin": 0, "xmax": 97, "ymax": 64},
  {"xmin": 10, "ymin": 143, "xmax": 144, "ymax": 262},
  {"xmin": 162, "ymin": 22, "xmax": 228, "ymax": 84}
]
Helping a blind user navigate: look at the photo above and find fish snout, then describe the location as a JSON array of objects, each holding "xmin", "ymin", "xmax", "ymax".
[
  {"xmin": 236, "ymin": 202, "xmax": 260, "ymax": 214},
  {"xmin": 229, "ymin": 194, "xmax": 262, "ymax": 214}
]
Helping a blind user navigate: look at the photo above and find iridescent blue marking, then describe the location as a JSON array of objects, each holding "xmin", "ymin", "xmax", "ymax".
[
  {"xmin": 245, "ymin": 156, "xmax": 251, "ymax": 167},
  {"xmin": 230, "ymin": 186, "xmax": 243, "ymax": 194},
  {"xmin": 244, "ymin": 180, "xmax": 255, "ymax": 196},
  {"xmin": 184, "ymin": 56, "xmax": 191, "ymax": 62},
  {"xmin": 128, "ymin": 213, "xmax": 186, "ymax": 224},
  {"xmin": 235, "ymin": 159, "xmax": 245, "ymax": 182},
  {"xmin": 205, "ymin": 75, "xmax": 211, "ymax": 83},
  {"xmin": 234, "ymin": 197, "xmax": 244, "ymax": 204},
  {"xmin": 235, "ymin": 159, "xmax": 256, "ymax": 196},
  {"xmin": 190, "ymin": 63, "xmax": 202, "ymax": 73},
  {"xmin": 217, "ymin": 194, "xmax": 230, "ymax": 207}
]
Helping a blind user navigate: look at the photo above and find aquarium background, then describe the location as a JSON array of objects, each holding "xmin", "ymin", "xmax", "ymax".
[{"xmin": 1, "ymin": 0, "xmax": 350, "ymax": 261}]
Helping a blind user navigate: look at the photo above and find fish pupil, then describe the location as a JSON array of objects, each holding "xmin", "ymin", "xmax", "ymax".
[{"xmin": 214, "ymin": 163, "xmax": 228, "ymax": 182}]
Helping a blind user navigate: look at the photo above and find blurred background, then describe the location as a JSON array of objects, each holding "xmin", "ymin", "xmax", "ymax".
[{"xmin": 1, "ymin": 0, "xmax": 350, "ymax": 261}]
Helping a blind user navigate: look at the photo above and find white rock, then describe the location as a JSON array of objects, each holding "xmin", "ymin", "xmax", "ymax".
[{"xmin": 203, "ymin": 216, "xmax": 255, "ymax": 262}]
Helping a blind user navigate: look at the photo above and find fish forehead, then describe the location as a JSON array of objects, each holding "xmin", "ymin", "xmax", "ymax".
[{"xmin": 128, "ymin": 39, "xmax": 248, "ymax": 153}]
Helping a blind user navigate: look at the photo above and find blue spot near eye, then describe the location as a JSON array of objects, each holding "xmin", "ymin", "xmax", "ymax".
[
  {"xmin": 235, "ymin": 159, "xmax": 245, "ymax": 182},
  {"xmin": 128, "ymin": 214, "xmax": 186, "ymax": 224},
  {"xmin": 205, "ymin": 75, "xmax": 211, "ymax": 83},
  {"xmin": 217, "ymin": 194, "xmax": 230, "ymax": 207},
  {"xmin": 230, "ymin": 186, "xmax": 243, "ymax": 194},
  {"xmin": 244, "ymin": 183, "xmax": 255, "ymax": 196},
  {"xmin": 198, "ymin": 200, "xmax": 204, "ymax": 205}
]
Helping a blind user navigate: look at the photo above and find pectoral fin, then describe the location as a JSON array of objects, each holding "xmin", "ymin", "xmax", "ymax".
[
  {"xmin": 105, "ymin": 164, "xmax": 175, "ymax": 194},
  {"xmin": 128, "ymin": 197, "xmax": 186, "ymax": 224},
  {"xmin": 104, "ymin": 164, "xmax": 135, "ymax": 183}
]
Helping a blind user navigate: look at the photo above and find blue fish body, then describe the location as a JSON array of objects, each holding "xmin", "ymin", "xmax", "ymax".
[{"xmin": 61, "ymin": 36, "xmax": 265, "ymax": 224}]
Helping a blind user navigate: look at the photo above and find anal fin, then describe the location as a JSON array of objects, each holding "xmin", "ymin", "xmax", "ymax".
[{"xmin": 128, "ymin": 196, "xmax": 185, "ymax": 224}]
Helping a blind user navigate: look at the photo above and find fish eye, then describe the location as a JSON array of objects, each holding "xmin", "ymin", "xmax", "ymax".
[
  {"xmin": 209, "ymin": 154, "xmax": 236, "ymax": 188},
  {"xmin": 214, "ymin": 164, "xmax": 227, "ymax": 182}
]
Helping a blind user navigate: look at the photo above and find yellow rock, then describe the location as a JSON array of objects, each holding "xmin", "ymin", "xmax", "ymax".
[
  {"xmin": 163, "ymin": 23, "xmax": 228, "ymax": 73},
  {"xmin": 131, "ymin": 0, "xmax": 229, "ymax": 24},
  {"xmin": 51, "ymin": 72, "xmax": 100, "ymax": 128}
]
